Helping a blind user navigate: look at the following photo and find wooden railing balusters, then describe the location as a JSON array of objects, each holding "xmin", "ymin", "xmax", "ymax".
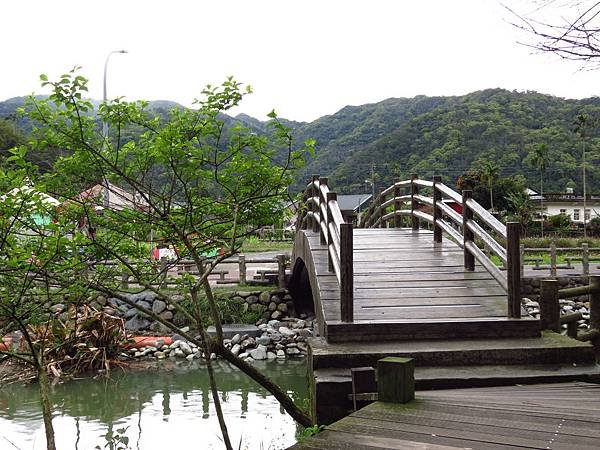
[
  {"xmin": 379, "ymin": 187, "xmax": 385, "ymax": 228},
  {"xmin": 393, "ymin": 178, "xmax": 402, "ymax": 228},
  {"xmin": 462, "ymin": 190, "xmax": 475, "ymax": 271},
  {"xmin": 318, "ymin": 177, "xmax": 328, "ymax": 245},
  {"xmin": 327, "ymin": 192, "xmax": 336, "ymax": 272},
  {"xmin": 433, "ymin": 175, "xmax": 442, "ymax": 243},
  {"xmin": 411, "ymin": 173, "xmax": 419, "ymax": 231}
]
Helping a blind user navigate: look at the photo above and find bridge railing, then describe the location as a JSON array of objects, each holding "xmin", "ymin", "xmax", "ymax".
[
  {"xmin": 358, "ymin": 175, "xmax": 522, "ymax": 319},
  {"xmin": 299, "ymin": 176, "xmax": 354, "ymax": 321}
]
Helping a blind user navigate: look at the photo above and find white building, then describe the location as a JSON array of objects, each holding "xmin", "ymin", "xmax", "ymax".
[{"xmin": 530, "ymin": 190, "xmax": 600, "ymax": 224}]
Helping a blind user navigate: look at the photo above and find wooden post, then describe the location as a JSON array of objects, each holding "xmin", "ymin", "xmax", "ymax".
[
  {"xmin": 326, "ymin": 192, "xmax": 336, "ymax": 272},
  {"xmin": 433, "ymin": 175, "xmax": 442, "ymax": 243},
  {"xmin": 550, "ymin": 243, "xmax": 557, "ymax": 277},
  {"xmin": 539, "ymin": 279, "xmax": 560, "ymax": 331},
  {"xmin": 582, "ymin": 243, "xmax": 590, "ymax": 275},
  {"xmin": 462, "ymin": 190, "xmax": 475, "ymax": 271},
  {"xmin": 410, "ymin": 173, "xmax": 419, "ymax": 230},
  {"xmin": 378, "ymin": 187, "xmax": 385, "ymax": 228},
  {"xmin": 160, "ymin": 256, "xmax": 168, "ymax": 289},
  {"xmin": 239, "ymin": 254, "xmax": 247, "ymax": 285},
  {"xmin": 277, "ymin": 254, "xmax": 287, "ymax": 288},
  {"xmin": 340, "ymin": 223, "xmax": 354, "ymax": 322},
  {"xmin": 377, "ymin": 357, "xmax": 415, "ymax": 404},
  {"xmin": 507, "ymin": 222, "xmax": 521, "ymax": 319},
  {"xmin": 319, "ymin": 177, "xmax": 328, "ymax": 245},
  {"xmin": 393, "ymin": 177, "xmax": 402, "ymax": 228},
  {"xmin": 311, "ymin": 175, "xmax": 319, "ymax": 233},
  {"xmin": 566, "ymin": 321, "xmax": 578, "ymax": 338}
]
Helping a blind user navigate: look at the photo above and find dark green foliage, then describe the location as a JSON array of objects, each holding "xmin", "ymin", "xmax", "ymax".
[{"xmin": 548, "ymin": 213, "xmax": 572, "ymax": 230}]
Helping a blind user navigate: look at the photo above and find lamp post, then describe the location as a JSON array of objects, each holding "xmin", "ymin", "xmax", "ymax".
[{"xmin": 102, "ymin": 50, "xmax": 128, "ymax": 139}]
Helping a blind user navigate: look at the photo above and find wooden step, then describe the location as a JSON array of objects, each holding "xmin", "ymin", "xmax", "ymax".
[
  {"xmin": 324, "ymin": 316, "xmax": 541, "ymax": 342},
  {"xmin": 310, "ymin": 333, "xmax": 596, "ymax": 369}
]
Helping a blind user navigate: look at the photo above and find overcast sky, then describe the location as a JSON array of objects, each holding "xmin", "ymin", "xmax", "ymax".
[{"xmin": 1, "ymin": 0, "xmax": 598, "ymax": 122}]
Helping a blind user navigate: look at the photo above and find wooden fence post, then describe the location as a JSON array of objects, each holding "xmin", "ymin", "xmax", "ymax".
[
  {"xmin": 507, "ymin": 222, "xmax": 521, "ymax": 319},
  {"xmin": 582, "ymin": 243, "xmax": 590, "ymax": 275},
  {"xmin": 377, "ymin": 357, "xmax": 415, "ymax": 403},
  {"xmin": 326, "ymin": 192, "xmax": 336, "ymax": 272},
  {"xmin": 462, "ymin": 190, "xmax": 475, "ymax": 271},
  {"xmin": 550, "ymin": 243, "xmax": 557, "ymax": 277},
  {"xmin": 539, "ymin": 279, "xmax": 560, "ymax": 331},
  {"xmin": 319, "ymin": 177, "xmax": 328, "ymax": 245},
  {"xmin": 433, "ymin": 175, "xmax": 442, "ymax": 243},
  {"xmin": 340, "ymin": 223, "xmax": 354, "ymax": 322},
  {"xmin": 277, "ymin": 254, "xmax": 287, "ymax": 288},
  {"xmin": 393, "ymin": 178, "xmax": 402, "ymax": 228},
  {"xmin": 410, "ymin": 173, "xmax": 419, "ymax": 231},
  {"xmin": 239, "ymin": 254, "xmax": 247, "ymax": 285}
]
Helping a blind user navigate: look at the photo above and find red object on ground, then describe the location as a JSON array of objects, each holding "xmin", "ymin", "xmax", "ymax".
[
  {"xmin": 0, "ymin": 337, "xmax": 12, "ymax": 352},
  {"xmin": 124, "ymin": 336, "xmax": 173, "ymax": 349}
]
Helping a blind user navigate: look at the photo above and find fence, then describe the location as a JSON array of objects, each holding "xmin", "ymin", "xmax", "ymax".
[{"xmin": 519, "ymin": 244, "xmax": 600, "ymax": 276}]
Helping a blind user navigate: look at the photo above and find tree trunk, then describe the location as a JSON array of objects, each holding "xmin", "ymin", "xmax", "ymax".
[{"xmin": 37, "ymin": 360, "xmax": 56, "ymax": 450}]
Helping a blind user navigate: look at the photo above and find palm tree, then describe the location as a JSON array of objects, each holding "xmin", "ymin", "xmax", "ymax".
[
  {"xmin": 481, "ymin": 161, "xmax": 500, "ymax": 212},
  {"xmin": 530, "ymin": 143, "xmax": 549, "ymax": 237}
]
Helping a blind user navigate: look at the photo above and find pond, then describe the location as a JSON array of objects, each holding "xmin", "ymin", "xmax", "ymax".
[{"xmin": 0, "ymin": 359, "xmax": 308, "ymax": 450}]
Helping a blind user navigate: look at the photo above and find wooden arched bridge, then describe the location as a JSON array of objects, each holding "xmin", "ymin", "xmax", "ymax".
[{"xmin": 291, "ymin": 175, "xmax": 538, "ymax": 343}]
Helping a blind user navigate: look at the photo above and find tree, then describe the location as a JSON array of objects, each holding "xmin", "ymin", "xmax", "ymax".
[
  {"xmin": 481, "ymin": 161, "xmax": 500, "ymax": 212},
  {"xmin": 22, "ymin": 69, "xmax": 315, "ymax": 447},
  {"xmin": 528, "ymin": 143, "xmax": 549, "ymax": 236},
  {"xmin": 507, "ymin": 1, "xmax": 600, "ymax": 65}
]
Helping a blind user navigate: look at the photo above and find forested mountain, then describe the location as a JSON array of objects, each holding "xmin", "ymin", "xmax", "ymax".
[{"xmin": 2, "ymin": 89, "xmax": 600, "ymax": 195}]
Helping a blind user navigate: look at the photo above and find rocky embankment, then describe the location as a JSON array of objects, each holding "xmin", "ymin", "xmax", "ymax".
[
  {"xmin": 522, "ymin": 297, "xmax": 591, "ymax": 332},
  {"xmin": 126, "ymin": 317, "xmax": 313, "ymax": 361}
]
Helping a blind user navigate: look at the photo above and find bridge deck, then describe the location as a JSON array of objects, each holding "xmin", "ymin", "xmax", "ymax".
[
  {"xmin": 301, "ymin": 228, "xmax": 538, "ymax": 341},
  {"xmin": 290, "ymin": 382, "xmax": 600, "ymax": 449}
]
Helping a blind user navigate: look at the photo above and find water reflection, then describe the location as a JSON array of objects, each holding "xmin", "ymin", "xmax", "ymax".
[{"xmin": 0, "ymin": 359, "xmax": 308, "ymax": 450}]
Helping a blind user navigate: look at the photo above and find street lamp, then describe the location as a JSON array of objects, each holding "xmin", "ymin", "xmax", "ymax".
[{"xmin": 102, "ymin": 50, "xmax": 128, "ymax": 139}]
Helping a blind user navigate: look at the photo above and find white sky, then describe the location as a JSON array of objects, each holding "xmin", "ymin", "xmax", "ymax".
[{"xmin": 1, "ymin": 0, "xmax": 598, "ymax": 122}]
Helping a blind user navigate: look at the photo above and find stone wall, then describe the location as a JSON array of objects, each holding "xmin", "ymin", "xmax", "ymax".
[{"xmin": 96, "ymin": 288, "xmax": 297, "ymax": 333}]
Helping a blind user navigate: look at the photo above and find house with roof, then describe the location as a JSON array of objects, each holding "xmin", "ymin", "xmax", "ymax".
[
  {"xmin": 336, "ymin": 194, "xmax": 373, "ymax": 224},
  {"xmin": 529, "ymin": 189, "xmax": 600, "ymax": 224}
]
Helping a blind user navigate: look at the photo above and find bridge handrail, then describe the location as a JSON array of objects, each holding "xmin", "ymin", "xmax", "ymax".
[
  {"xmin": 357, "ymin": 175, "xmax": 521, "ymax": 319},
  {"xmin": 298, "ymin": 176, "xmax": 354, "ymax": 322}
]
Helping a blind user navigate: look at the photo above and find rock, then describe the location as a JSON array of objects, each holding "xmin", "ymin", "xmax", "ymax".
[
  {"xmin": 270, "ymin": 311, "xmax": 284, "ymax": 320},
  {"xmin": 171, "ymin": 334, "xmax": 185, "ymax": 342},
  {"xmin": 180, "ymin": 326, "xmax": 190, "ymax": 333},
  {"xmin": 232, "ymin": 295, "xmax": 245, "ymax": 304},
  {"xmin": 256, "ymin": 335, "xmax": 271, "ymax": 346},
  {"xmin": 250, "ymin": 304, "xmax": 266, "ymax": 313},
  {"xmin": 152, "ymin": 300, "xmax": 167, "ymax": 315},
  {"xmin": 179, "ymin": 342, "xmax": 193, "ymax": 355},
  {"xmin": 246, "ymin": 295, "xmax": 258, "ymax": 305},
  {"xmin": 250, "ymin": 345, "xmax": 268, "ymax": 360},
  {"xmin": 267, "ymin": 352, "xmax": 277, "ymax": 360},
  {"xmin": 283, "ymin": 294, "xmax": 292, "ymax": 301},
  {"xmin": 231, "ymin": 344, "xmax": 241, "ymax": 356},
  {"xmin": 262, "ymin": 311, "xmax": 271, "ymax": 320},
  {"xmin": 170, "ymin": 341, "xmax": 180, "ymax": 349},
  {"xmin": 286, "ymin": 347, "xmax": 300, "ymax": 356},
  {"xmin": 160, "ymin": 311, "xmax": 174, "ymax": 321},
  {"xmin": 239, "ymin": 352, "xmax": 249, "ymax": 359},
  {"xmin": 297, "ymin": 328, "xmax": 312, "ymax": 337},
  {"xmin": 155, "ymin": 351, "xmax": 166, "ymax": 359},
  {"xmin": 186, "ymin": 354, "xmax": 195, "ymax": 361},
  {"xmin": 276, "ymin": 349, "xmax": 286, "ymax": 359},
  {"xmin": 270, "ymin": 332, "xmax": 283, "ymax": 342},
  {"xmin": 279, "ymin": 326, "xmax": 296, "ymax": 337},
  {"xmin": 231, "ymin": 334, "xmax": 242, "ymax": 345},
  {"xmin": 174, "ymin": 348, "xmax": 185, "ymax": 358},
  {"xmin": 125, "ymin": 316, "xmax": 151, "ymax": 331},
  {"xmin": 137, "ymin": 300, "xmax": 152, "ymax": 311},
  {"xmin": 241, "ymin": 337, "xmax": 255, "ymax": 349},
  {"xmin": 271, "ymin": 295, "xmax": 281, "ymax": 304},
  {"xmin": 276, "ymin": 303, "xmax": 288, "ymax": 313},
  {"xmin": 124, "ymin": 308, "xmax": 138, "ymax": 319},
  {"xmin": 268, "ymin": 302, "xmax": 277, "ymax": 312},
  {"xmin": 50, "ymin": 303, "xmax": 65, "ymax": 314},
  {"xmin": 149, "ymin": 321, "xmax": 170, "ymax": 333},
  {"xmin": 259, "ymin": 292, "xmax": 271, "ymax": 305},
  {"xmin": 268, "ymin": 320, "xmax": 281, "ymax": 329}
]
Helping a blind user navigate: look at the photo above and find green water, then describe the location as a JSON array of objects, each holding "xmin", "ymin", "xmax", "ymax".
[{"xmin": 0, "ymin": 359, "xmax": 309, "ymax": 450}]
